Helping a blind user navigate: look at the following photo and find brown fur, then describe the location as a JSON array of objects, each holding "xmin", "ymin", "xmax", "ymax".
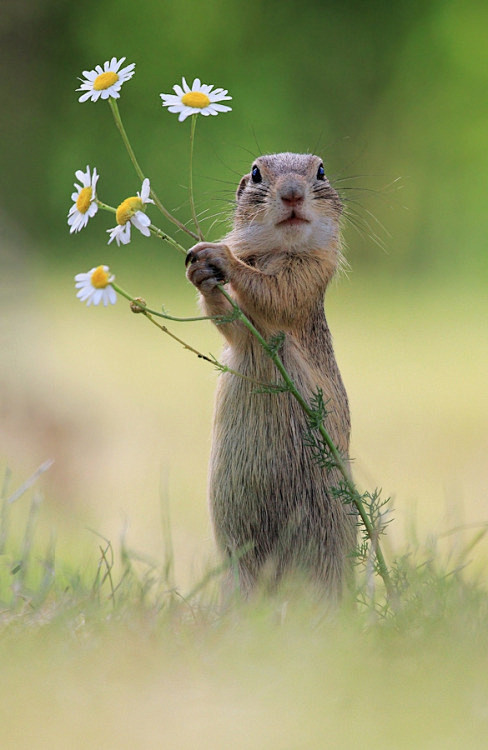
[{"xmin": 187, "ymin": 153, "xmax": 357, "ymax": 598}]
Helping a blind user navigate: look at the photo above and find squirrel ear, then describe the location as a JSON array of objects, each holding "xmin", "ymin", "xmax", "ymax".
[{"xmin": 236, "ymin": 175, "xmax": 248, "ymax": 201}]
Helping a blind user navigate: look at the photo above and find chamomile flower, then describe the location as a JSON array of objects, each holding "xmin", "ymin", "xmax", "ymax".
[
  {"xmin": 77, "ymin": 56, "xmax": 135, "ymax": 103},
  {"xmin": 160, "ymin": 77, "xmax": 232, "ymax": 122},
  {"xmin": 75, "ymin": 265, "xmax": 117, "ymax": 307},
  {"xmin": 107, "ymin": 178, "xmax": 154, "ymax": 246},
  {"xmin": 67, "ymin": 165, "xmax": 99, "ymax": 233}
]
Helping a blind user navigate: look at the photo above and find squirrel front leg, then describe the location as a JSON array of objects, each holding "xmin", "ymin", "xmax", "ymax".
[
  {"xmin": 186, "ymin": 242, "xmax": 266, "ymax": 344},
  {"xmin": 186, "ymin": 242, "xmax": 236, "ymax": 318},
  {"xmin": 187, "ymin": 242, "xmax": 320, "ymax": 336},
  {"xmin": 186, "ymin": 239, "xmax": 277, "ymax": 310}
]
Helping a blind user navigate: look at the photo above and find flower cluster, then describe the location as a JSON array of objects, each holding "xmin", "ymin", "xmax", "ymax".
[
  {"xmin": 76, "ymin": 56, "xmax": 232, "ymax": 121},
  {"xmin": 71, "ymin": 57, "xmax": 232, "ymax": 308}
]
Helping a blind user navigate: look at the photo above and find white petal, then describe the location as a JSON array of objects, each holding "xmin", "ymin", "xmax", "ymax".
[
  {"xmin": 137, "ymin": 212, "xmax": 151, "ymax": 227},
  {"xmin": 131, "ymin": 212, "xmax": 151, "ymax": 235},
  {"xmin": 79, "ymin": 288, "xmax": 93, "ymax": 301},
  {"xmin": 109, "ymin": 222, "xmax": 132, "ymax": 246},
  {"xmin": 209, "ymin": 103, "xmax": 232, "ymax": 113},
  {"xmin": 107, "ymin": 226, "xmax": 120, "ymax": 245},
  {"xmin": 161, "ymin": 95, "xmax": 180, "ymax": 107},
  {"xmin": 119, "ymin": 64, "xmax": 135, "ymax": 79},
  {"xmin": 77, "ymin": 287, "xmax": 92, "ymax": 301},
  {"xmin": 140, "ymin": 178, "xmax": 151, "ymax": 202},
  {"xmin": 92, "ymin": 289, "xmax": 103, "ymax": 305},
  {"xmin": 69, "ymin": 215, "xmax": 82, "ymax": 233},
  {"xmin": 208, "ymin": 91, "xmax": 232, "ymax": 102},
  {"xmin": 119, "ymin": 224, "xmax": 131, "ymax": 244}
]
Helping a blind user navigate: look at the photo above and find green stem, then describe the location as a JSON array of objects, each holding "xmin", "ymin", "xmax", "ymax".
[
  {"xmin": 111, "ymin": 283, "xmax": 285, "ymax": 388},
  {"xmin": 148, "ymin": 224, "xmax": 187, "ymax": 256},
  {"xmin": 96, "ymin": 199, "xmax": 116, "ymax": 214},
  {"xmin": 131, "ymin": 306, "xmax": 215, "ymax": 361},
  {"xmin": 108, "ymin": 99, "xmax": 198, "ymax": 241},
  {"xmin": 216, "ymin": 284, "xmax": 395, "ymax": 598},
  {"xmin": 112, "ymin": 282, "xmax": 217, "ymax": 323},
  {"xmin": 188, "ymin": 115, "xmax": 204, "ymax": 240}
]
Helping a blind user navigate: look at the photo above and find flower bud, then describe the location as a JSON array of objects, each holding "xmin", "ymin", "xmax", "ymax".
[{"xmin": 130, "ymin": 297, "xmax": 147, "ymax": 314}]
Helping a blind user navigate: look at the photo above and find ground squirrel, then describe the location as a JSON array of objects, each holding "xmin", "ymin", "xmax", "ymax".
[{"xmin": 186, "ymin": 152, "xmax": 356, "ymax": 598}]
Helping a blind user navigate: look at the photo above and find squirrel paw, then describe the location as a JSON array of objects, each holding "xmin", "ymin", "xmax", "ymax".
[{"xmin": 186, "ymin": 242, "xmax": 233, "ymax": 294}]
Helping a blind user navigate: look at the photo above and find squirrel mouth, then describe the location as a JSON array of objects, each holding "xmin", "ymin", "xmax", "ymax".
[{"xmin": 277, "ymin": 212, "xmax": 309, "ymax": 227}]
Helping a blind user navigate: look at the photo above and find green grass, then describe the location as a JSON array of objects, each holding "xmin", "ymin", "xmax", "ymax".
[
  {"xmin": 1, "ymin": 465, "xmax": 488, "ymax": 749},
  {"xmin": 1, "ymin": 264, "xmax": 488, "ymax": 748}
]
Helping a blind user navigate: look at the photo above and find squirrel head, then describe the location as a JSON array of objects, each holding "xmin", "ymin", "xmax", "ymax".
[{"xmin": 232, "ymin": 153, "xmax": 342, "ymax": 253}]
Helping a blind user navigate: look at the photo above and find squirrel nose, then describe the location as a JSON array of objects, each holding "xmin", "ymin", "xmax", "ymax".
[{"xmin": 280, "ymin": 183, "xmax": 305, "ymax": 206}]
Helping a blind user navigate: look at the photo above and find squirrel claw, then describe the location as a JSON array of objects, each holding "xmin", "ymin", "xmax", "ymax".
[{"xmin": 185, "ymin": 249, "xmax": 197, "ymax": 267}]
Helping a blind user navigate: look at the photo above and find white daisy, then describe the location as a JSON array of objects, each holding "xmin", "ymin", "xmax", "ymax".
[
  {"xmin": 160, "ymin": 77, "xmax": 232, "ymax": 122},
  {"xmin": 67, "ymin": 165, "xmax": 99, "ymax": 233},
  {"xmin": 77, "ymin": 56, "xmax": 135, "ymax": 103},
  {"xmin": 75, "ymin": 265, "xmax": 117, "ymax": 307},
  {"xmin": 107, "ymin": 178, "xmax": 155, "ymax": 246}
]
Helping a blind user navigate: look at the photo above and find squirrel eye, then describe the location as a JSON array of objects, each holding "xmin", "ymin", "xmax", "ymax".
[
  {"xmin": 251, "ymin": 165, "xmax": 262, "ymax": 183},
  {"xmin": 316, "ymin": 163, "xmax": 325, "ymax": 180}
]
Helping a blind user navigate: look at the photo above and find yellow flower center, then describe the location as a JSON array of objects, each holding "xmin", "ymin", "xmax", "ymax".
[
  {"xmin": 116, "ymin": 196, "xmax": 144, "ymax": 225},
  {"xmin": 181, "ymin": 91, "xmax": 211, "ymax": 109},
  {"xmin": 76, "ymin": 186, "xmax": 93, "ymax": 214},
  {"xmin": 93, "ymin": 71, "xmax": 119, "ymax": 91},
  {"xmin": 90, "ymin": 266, "xmax": 111, "ymax": 289}
]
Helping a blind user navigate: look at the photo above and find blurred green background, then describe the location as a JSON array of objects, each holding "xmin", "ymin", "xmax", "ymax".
[
  {"xmin": 3, "ymin": 0, "xmax": 488, "ymax": 273},
  {"xmin": 1, "ymin": 0, "xmax": 487, "ymax": 568}
]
